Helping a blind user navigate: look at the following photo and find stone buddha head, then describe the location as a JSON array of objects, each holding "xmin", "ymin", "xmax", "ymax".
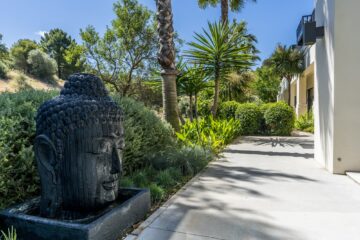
[{"xmin": 34, "ymin": 74, "xmax": 124, "ymax": 219}]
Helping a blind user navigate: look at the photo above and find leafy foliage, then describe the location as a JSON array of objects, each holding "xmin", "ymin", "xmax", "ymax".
[
  {"xmin": 40, "ymin": 28, "xmax": 77, "ymax": 79},
  {"xmin": 112, "ymin": 96, "xmax": 175, "ymax": 174},
  {"xmin": 263, "ymin": 101, "xmax": 295, "ymax": 136},
  {"xmin": 185, "ymin": 21, "xmax": 255, "ymax": 116},
  {"xmin": 252, "ymin": 66, "xmax": 280, "ymax": 103},
  {"xmin": 81, "ymin": 0, "xmax": 157, "ymax": 95},
  {"xmin": 235, "ymin": 103, "xmax": 262, "ymax": 135},
  {"xmin": 0, "ymin": 34, "xmax": 9, "ymax": 79},
  {"xmin": 10, "ymin": 39, "xmax": 38, "ymax": 73},
  {"xmin": 265, "ymin": 44, "xmax": 304, "ymax": 104},
  {"xmin": 27, "ymin": 49, "xmax": 58, "ymax": 80},
  {"xmin": 0, "ymin": 90, "xmax": 57, "ymax": 208},
  {"xmin": 1, "ymin": 226, "xmax": 17, "ymax": 240},
  {"xmin": 295, "ymin": 111, "xmax": 314, "ymax": 133},
  {"xmin": 176, "ymin": 117, "xmax": 242, "ymax": 153},
  {"xmin": 218, "ymin": 101, "xmax": 241, "ymax": 119}
]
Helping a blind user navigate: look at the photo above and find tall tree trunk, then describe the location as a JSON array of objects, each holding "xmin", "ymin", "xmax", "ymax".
[
  {"xmin": 194, "ymin": 93, "xmax": 199, "ymax": 120},
  {"xmin": 162, "ymin": 72, "xmax": 180, "ymax": 130},
  {"xmin": 287, "ymin": 78, "xmax": 291, "ymax": 106},
  {"xmin": 212, "ymin": 69, "xmax": 220, "ymax": 118},
  {"xmin": 156, "ymin": 0, "xmax": 180, "ymax": 131},
  {"xmin": 189, "ymin": 93, "xmax": 193, "ymax": 122},
  {"xmin": 221, "ymin": 0, "xmax": 229, "ymax": 23}
]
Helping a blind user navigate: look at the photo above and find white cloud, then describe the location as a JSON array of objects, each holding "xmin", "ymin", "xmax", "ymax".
[{"xmin": 35, "ymin": 31, "xmax": 47, "ymax": 38}]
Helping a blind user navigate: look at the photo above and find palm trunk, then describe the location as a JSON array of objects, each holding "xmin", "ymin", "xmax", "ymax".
[
  {"xmin": 212, "ymin": 69, "xmax": 220, "ymax": 118},
  {"xmin": 221, "ymin": 0, "xmax": 229, "ymax": 23},
  {"xmin": 194, "ymin": 93, "xmax": 199, "ymax": 120},
  {"xmin": 287, "ymin": 78, "xmax": 291, "ymax": 106},
  {"xmin": 162, "ymin": 72, "xmax": 180, "ymax": 131},
  {"xmin": 189, "ymin": 93, "xmax": 193, "ymax": 122},
  {"xmin": 156, "ymin": 0, "xmax": 180, "ymax": 131}
]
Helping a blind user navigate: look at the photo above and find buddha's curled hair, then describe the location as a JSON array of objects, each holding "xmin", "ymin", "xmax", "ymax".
[{"xmin": 35, "ymin": 73, "xmax": 123, "ymax": 161}]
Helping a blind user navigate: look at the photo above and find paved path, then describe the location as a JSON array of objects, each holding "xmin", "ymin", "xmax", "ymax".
[{"xmin": 126, "ymin": 136, "xmax": 360, "ymax": 240}]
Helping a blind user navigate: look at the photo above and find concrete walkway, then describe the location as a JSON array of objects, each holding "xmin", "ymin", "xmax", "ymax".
[{"xmin": 126, "ymin": 136, "xmax": 360, "ymax": 240}]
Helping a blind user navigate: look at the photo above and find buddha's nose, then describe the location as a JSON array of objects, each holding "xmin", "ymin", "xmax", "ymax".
[{"xmin": 111, "ymin": 147, "xmax": 121, "ymax": 174}]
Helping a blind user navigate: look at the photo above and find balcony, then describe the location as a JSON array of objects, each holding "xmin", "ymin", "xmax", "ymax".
[{"xmin": 296, "ymin": 10, "xmax": 316, "ymax": 46}]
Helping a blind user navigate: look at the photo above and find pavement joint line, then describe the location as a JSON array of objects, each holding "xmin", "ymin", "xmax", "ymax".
[{"xmin": 147, "ymin": 226, "xmax": 226, "ymax": 240}]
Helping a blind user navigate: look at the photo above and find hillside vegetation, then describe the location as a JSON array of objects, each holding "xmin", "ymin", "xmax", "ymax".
[{"xmin": 0, "ymin": 70, "xmax": 64, "ymax": 92}]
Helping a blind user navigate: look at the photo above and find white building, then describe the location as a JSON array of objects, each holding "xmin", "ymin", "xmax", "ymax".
[{"xmin": 279, "ymin": 0, "xmax": 360, "ymax": 174}]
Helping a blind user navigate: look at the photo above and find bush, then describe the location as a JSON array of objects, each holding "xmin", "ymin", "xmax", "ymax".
[
  {"xmin": 197, "ymin": 99, "xmax": 212, "ymax": 117},
  {"xmin": 0, "ymin": 61, "xmax": 8, "ymax": 79},
  {"xmin": 295, "ymin": 112, "xmax": 314, "ymax": 133},
  {"xmin": 0, "ymin": 90, "xmax": 57, "ymax": 208},
  {"xmin": 27, "ymin": 49, "xmax": 57, "ymax": 80},
  {"xmin": 235, "ymin": 103, "xmax": 262, "ymax": 135},
  {"xmin": 176, "ymin": 117, "xmax": 242, "ymax": 153},
  {"xmin": 264, "ymin": 102, "xmax": 295, "ymax": 136},
  {"xmin": 112, "ymin": 96, "xmax": 175, "ymax": 174},
  {"xmin": 218, "ymin": 101, "xmax": 240, "ymax": 119}
]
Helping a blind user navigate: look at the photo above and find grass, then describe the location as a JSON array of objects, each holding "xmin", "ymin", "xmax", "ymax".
[{"xmin": 0, "ymin": 70, "xmax": 64, "ymax": 93}]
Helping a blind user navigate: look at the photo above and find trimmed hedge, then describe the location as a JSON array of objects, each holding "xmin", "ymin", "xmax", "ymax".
[
  {"xmin": 218, "ymin": 101, "xmax": 240, "ymax": 119},
  {"xmin": 264, "ymin": 102, "xmax": 295, "ymax": 136},
  {"xmin": 235, "ymin": 103, "xmax": 262, "ymax": 135}
]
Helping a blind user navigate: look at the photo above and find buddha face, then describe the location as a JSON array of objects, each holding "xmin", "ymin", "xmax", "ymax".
[{"xmin": 60, "ymin": 123, "xmax": 124, "ymax": 211}]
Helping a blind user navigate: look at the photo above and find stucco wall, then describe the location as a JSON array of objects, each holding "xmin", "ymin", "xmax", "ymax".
[
  {"xmin": 314, "ymin": 0, "xmax": 335, "ymax": 172},
  {"xmin": 332, "ymin": 0, "xmax": 360, "ymax": 173},
  {"xmin": 315, "ymin": 0, "xmax": 360, "ymax": 174}
]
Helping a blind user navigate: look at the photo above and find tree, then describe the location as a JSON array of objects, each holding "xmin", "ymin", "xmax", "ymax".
[
  {"xmin": 63, "ymin": 42, "xmax": 86, "ymax": 77},
  {"xmin": 40, "ymin": 29, "xmax": 74, "ymax": 79},
  {"xmin": 198, "ymin": 0, "xmax": 256, "ymax": 23},
  {"xmin": 265, "ymin": 44, "xmax": 304, "ymax": 105},
  {"xmin": 156, "ymin": 0, "xmax": 180, "ymax": 131},
  {"xmin": 10, "ymin": 39, "xmax": 38, "ymax": 73},
  {"xmin": 185, "ymin": 21, "xmax": 255, "ymax": 117},
  {"xmin": 81, "ymin": 0, "xmax": 158, "ymax": 96},
  {"xmin": 0, "ymin": 34, "xmax": 10, "ymax": 78},
  {"xmin": 177, "ymin": 63, "xmax": 209, "ymax": 120},
  {"xmin": 252, "ymin": 66, "xmax": 280, "ymax": 103},
  {"xmin": 27, "ymin": 49, "xmax": 58, "ymax": 80},
  {"xmin": 221, "ymin": 71, "xmax": 255, "ymax": 102}
]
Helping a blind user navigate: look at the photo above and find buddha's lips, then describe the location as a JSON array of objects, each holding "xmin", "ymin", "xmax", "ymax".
[{"xmin": 102, "ymin": 176, "xmax": 119, "ymax": 191}]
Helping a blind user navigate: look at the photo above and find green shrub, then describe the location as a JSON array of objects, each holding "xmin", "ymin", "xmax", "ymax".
[
  {"xmin": 156, "ymin": 169, "xmax": 176, "ymax": 189},
  {"xmin": 218, "ymin": 101, "xmax": 240, "ymax": 119},
  {"xmin": 0, "ymin": 90, "xmax": 57, "ymax": 209},
  {"xmin": 112, "ymin": 96, "xmax": 175, "ymax": 174},
  {"xmin": 295, "ymin": 112, "xmax": 314, "ymax": 133},
  {"xmin": 264, "ymin": 102, "xmax": 295, "ymax": 136},
  {"xmin": 149, "ymin": 183, "xmax": 165, "ymax": 203},
  {"xmin": 0, "ymin": 61, "xmax": 8, "ymax": 79},
  {"xmin": 27, "ymin": 49, "xmax": 57, "ymax": 80},
  {"xmin": 197, "ymin": 99, "xmax": 212, "ymax": 116},
  {"xmin": 176, "ymin": 117, "xmax": 241, "ymax": 153},
  {"xmin": 235, "ymin": 103, "xmax": 262, "ymax": 135}
]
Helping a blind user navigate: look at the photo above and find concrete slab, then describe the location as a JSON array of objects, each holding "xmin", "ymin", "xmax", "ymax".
[
  {"xmin": 128, "ymin": 136, "xmax": 360, "ymax": 240},
  {"xmin": 347, "ymin": 172, "xmax": 360, "ymax": 185}
]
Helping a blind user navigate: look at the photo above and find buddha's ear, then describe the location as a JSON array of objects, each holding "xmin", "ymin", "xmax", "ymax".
[{"xmin": 34, "ymin": 135, "xmax": 57, "ymax": 184}]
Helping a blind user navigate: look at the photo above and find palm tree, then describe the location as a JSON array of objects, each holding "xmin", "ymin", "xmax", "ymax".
[
  {"xmin": 198, "ymin": 0, "xmax": 256, "ymax": 23},
  {"xmin": 185, "ymin": 21, "xmax": 254, "ymax": 117},
  {"xmin": 265, "ymin": 44, "xmax": 305, "ymax": 105},
  {"xmin": 178, "ymin": 63, "xmax": 209, "ymax": 120},
  {"xmin": 156, "ymin": 0, "xmax": 180, "ymax": 131}
]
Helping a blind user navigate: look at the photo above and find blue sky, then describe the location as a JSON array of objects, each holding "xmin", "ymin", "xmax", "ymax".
[{"xmin": 0, "ymin": 0, "xmax": 313, "ymax": 66}]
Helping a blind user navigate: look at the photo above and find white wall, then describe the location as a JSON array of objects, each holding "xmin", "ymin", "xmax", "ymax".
[
  {"xmin": 315, "ymin": 0, "xmax": 360, "ymax": 174},
  {"xmin": 332, "ymin": 0, "xmax": 360, "ymax": 173},
  {"xmin": 314, "ymin": 0, "xmax": 335, "ymax": 172}
]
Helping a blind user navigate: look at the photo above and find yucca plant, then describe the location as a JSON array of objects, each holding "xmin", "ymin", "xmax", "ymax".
[
  {"xmin": 1, "ymin": 227, "xmax": 17, "ymax": 240},
  {"xmin": 185, "ymin": 21, "xmax": 255, "ymax": 117}
]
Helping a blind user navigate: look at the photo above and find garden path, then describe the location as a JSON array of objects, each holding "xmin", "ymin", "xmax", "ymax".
[{"xmin": 126, "ymin": 135, "xmax": 360, "ymax": 240}]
